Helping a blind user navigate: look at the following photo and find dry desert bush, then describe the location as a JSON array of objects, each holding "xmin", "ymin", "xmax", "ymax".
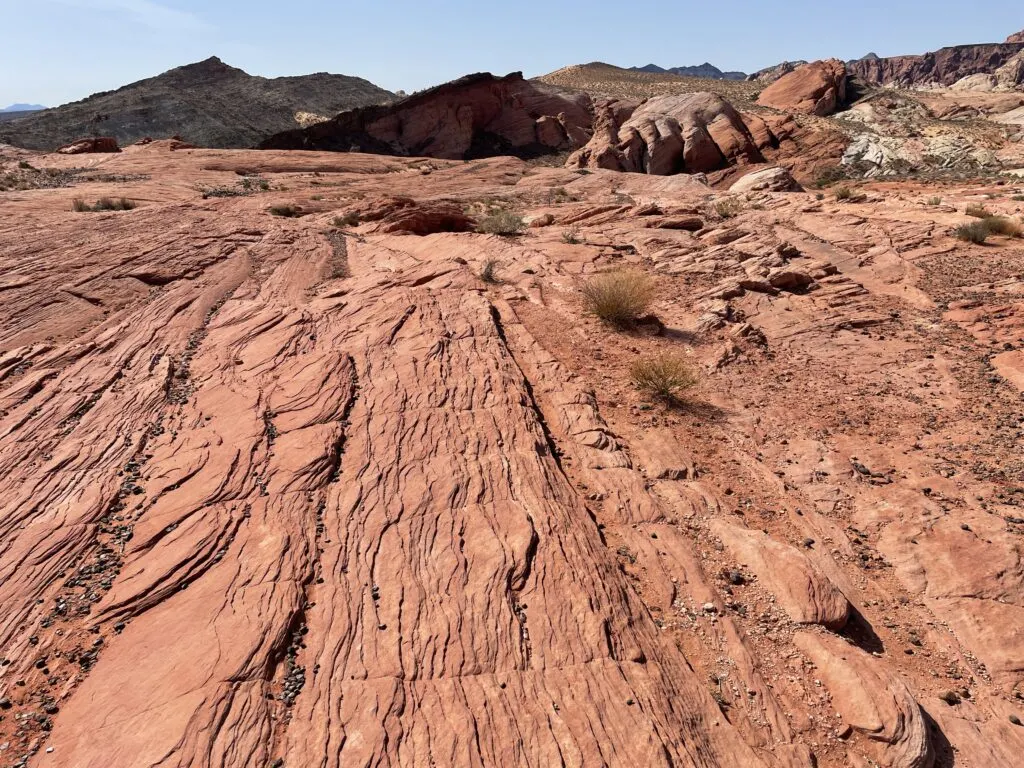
[
  {"xmin": 630, "ymin": 353, "xmax": 698, "ymax": 402},
  {"xmin": 72, "ymin": 197, "xmax": 136, "ymax": 212},
  {"xmin": 476, "ymin": 210, "xmax": 525, "ymax": 235},
  {"xmin": 580, "ymin": 269, "xmax": 655, "ymax": 326}
]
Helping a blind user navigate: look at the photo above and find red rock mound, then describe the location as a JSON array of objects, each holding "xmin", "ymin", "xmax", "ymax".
[
  {"xmin": 259, "ymin": 72, "xmax": 593, "ymax": 160},
  {"xmin": 55, "ymin": 136, "xmax": 121, "ymax": 154},
  {"xmin": 850, "ymin": 42, "xmax": 1024, "ymax": 87},
  {"xmin": 568, "ymin": 93, "xmax": 763, "ymax": 175},
  {"xmin": 756, "ymin": 59, "xmax": 848, "ymax": 117},
  {"xmin": 1009, "ymin": 29, "xmax": 1024, "ymax": 44}
]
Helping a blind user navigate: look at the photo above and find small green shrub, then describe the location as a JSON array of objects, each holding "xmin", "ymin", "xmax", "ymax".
[
  {"xmin": 1011, "ymin": 194, "xmax": 1024, "ymax": 202},
  {"xmin": 815, "ymin": 192, "xmax": 825, "ymax": 201},
  {"xmin": 630, "ymin": 353, "xmax": 698, "ymax": 402},
  {"xmin": 476, "ymin": 210, "xmax": 525, "ymax": 236},
  {"xmin": 955, "ymin": 222, "xmax": 989, "ymax": 244},
  {"xmin": 269, "ymin": 205, "xmax": 302, "ymax": 217},
  {"xmin": 580, "ymin": 269, "xmax": 655, "ymax": 327},
  {"xmin": 561, "ymin": 228, "xmax": 581, "ymax": 245},
  {"xmin": 966, "ymin": 204, "xmax": 992, "ymax": 219},
  {"xmin": 814, "ymin": 165, "xmax": 848, "ymax": 188}
]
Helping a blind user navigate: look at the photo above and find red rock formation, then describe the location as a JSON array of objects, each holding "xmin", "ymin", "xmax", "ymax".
[
  {"xmin": 849, "ymin": 42, "xmax": 1024, "ymax": 87},
  {"xmin": 756, "ymin": 60, "xmax": 848, "ymax": 117},
  {"xmin": 55, "ymin": 136, "xmax": 121, "ymax": 154},
  {"xmin": 259, "ymin": 72, "xmax": 593, "ymax": 160},
  {"xmin": 568, "ymin": 93, "xmax": 762, "ymax": 175},
  {"xmin": 1006, "ymin": 29, "xmax": 1024, "ymax": 44}
]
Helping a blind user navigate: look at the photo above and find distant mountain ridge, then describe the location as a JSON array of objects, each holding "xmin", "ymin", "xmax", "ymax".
[
  {"xmin": 0, "ymin": 57, "xmax": 395, "ymax": 150},
  {"xmin": 1, "ymin": 103, "xmax": 45, "ymax": 113},
  {"xmin": 631, "ymin": 63, "xmax": 747, "ymax": 80}
]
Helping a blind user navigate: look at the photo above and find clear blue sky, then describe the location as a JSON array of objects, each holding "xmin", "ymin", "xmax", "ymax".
[{"xmin": 3, "ymin": 1, "xmax": 1023, "ymax": 107}]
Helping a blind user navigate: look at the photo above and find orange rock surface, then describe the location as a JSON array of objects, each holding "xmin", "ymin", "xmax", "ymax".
[{"xmin": 1, "ymin": 142, "xmax": 1024, "ymax": 767}]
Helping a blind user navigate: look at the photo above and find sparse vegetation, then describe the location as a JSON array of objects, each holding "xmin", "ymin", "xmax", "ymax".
[
  {"xmin": 479, "ymin": 259, "xmax": 501, "ymax": 283},
  {"xmin": 580, "ymin": 269, "xmax": 655, "ymax": 327},
  {"xmin": 201, "ymin": 176, "xmax": 270, "ymax": 198},
  {"xmin": 561, "ymin": 228, "xmax": 581, "ymax": 244},
  {"xmin": 982, "ymin": 216, "xmax": 1022, "ymax": 238},
  {"xmin": 833, "ymin": 186, "xmax": 866, "ymax": 202},
  {"xmin": 547, "ymin": 186, "xmax": 578, "ymax": 204},
  {"xmin": 815, "ymin": 192, "xmax": 825, "ymax": 201},
  {"xmin": 629, "ymin": 353, "xmax": 698, "ymax": 403},
  {"xmin": 927, "ymin": 196, "xmax": 942, "ymax": 206},
  {"xmin": 966, "ymin": 204, "xmax": 992, "ymax": 219},
  {"xmin": 18, "ymin": 160, "xmax": 32, "ymax": 170},
  {"xmin": 331, "ymin": 212, "xmax": 360, "ymax": 228},
  {"xmin": 955, "ymin": 221, "xmax": 990, "ymax": 244},
  {"xmin": 269, "ymin": 205, "xmax": 302, "ymax": 217},
  {"xmin": 714, "ymin": 198, "xmax": 743, "ymax": 219},
  {"xmin": 72, "ymin": 197, "xmax": 137, "ymax": 212},
  {"xmin": 814, "ymin": 165, "xmax": 849, "ymax": 188},
  {"xmin": 1012, "ymin": 194, "xmax": 1024, "ymax": 202},
  {"xmin": 476, "ymin": 210, "xmax": 526, "ymax": 236}
]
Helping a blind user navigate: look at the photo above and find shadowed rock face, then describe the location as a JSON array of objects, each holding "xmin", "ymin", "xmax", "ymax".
[
  {"xmin": 4, "ymin": 141, "xmax": 1024, "ymax": 767},
  {"xmin": 259, "ymin": 72, "xmax": 595, "ymax": 160},
  {"xmin": 849, "ymin": 42, "xmax": 1024, "ymax": 87},
  {"xmin": 567, "ymin": 93, "xmax": 763, "ymax": 174}
]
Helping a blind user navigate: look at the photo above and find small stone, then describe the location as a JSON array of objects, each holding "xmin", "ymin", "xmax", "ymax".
[
  {"xmin": 728, "ymin": 570, "xmax": 745, "ymax": 586},
  {"xmin": 702, "ymin": 603, "xmax": 718, "ymax": 614},
  {"xmin": 1011, "ymin": 714, "xmax": 1022, "ymax": 726},
  {"xmin": 802, "ymin": 538, "xmax": 815, "ymax": 548},
  {"xmin": 939, "ymin": 691, "xmax": 960, "ymax": 705}
]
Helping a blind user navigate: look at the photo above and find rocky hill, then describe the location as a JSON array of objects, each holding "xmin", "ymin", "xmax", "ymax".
[
  {"xmin": 0, "ymin": 57, "xmax": 394, "ymax": 150},
  {"xmin": 848, "ymin": 39, "xmax": 1024, "ymax": 87},
  {"xmin": 1, "ymin": 104, "xmax": 45, "ymax": 113},
  {"xmin": 259, "ymin": 72, "xmax": 594, "ymax": 159},
  {"xmin": 538, "ymin": 62, "xmax": 760, "ymax": 104},
  {"xmin": 632, "ymin": 63, "xmax": 747, "ymax": 80}
]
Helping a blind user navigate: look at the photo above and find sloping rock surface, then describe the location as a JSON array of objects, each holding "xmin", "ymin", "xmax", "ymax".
[
  {"xmin": 0, "ymin": 57, "xmax": 394, "ymax": 150},
  {"xmin": 756, "ymin": 60, "xmax": 848, "ymax": 116},
  {"xmin": 260, "ymin": 72, "xmax": 594, "ymax": 160},
  {"xmin": 1, "ymin": 143, "xmax": 1024, "ymax": 767}
]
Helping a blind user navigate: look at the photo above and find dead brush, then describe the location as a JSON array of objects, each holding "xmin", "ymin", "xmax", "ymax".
[
  {"xmin": 981, "ymin": 216, "xmax": 1022, "ymax": 238},
  {"xmin": 479, "ymin": 259, "xmax": 501, "ymax": 284},
  {"xmin": 580, "ymin": 269, "xmax": 655, "ymax": 327},
  {"xmin": 630, "ymin": 353, "xmax": 698, "ymax": 403},
  {"xmin": 713, "ymin": 198, "xmax": 743, "ymax": 219},
  {"xmin": 965, "ymin": 203, "xmax": 992, "ymax": 219},
  {"xmin": 476, "ymin": 210, "xmax": 525, "ymax": 236}
]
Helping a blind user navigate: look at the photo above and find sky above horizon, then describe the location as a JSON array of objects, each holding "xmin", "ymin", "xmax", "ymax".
[{"xmin": 3, "ymin": 0, "xmax": 1023, "ymax": 108}]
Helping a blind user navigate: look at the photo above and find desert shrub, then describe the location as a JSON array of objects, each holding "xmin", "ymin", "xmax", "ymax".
[
  {"xmin": 73, "ymin": 197, "xmax": 136, "ymax": 212},
  {"xmin": 630, "ymin": 353, "xmax": 698, "ymax": 402},
  {"xmin": 1012, "ymin": 194, "xmax": 1024, "ymax": 202},
  {"xmin": 547, "ymin": 186, "xmax": 578, "ymax": 203},
  {"xmin": 580, "ymin": 269, "xmax": 655, "ymax": 326},
  {"xmin": 18, "ymin": 160, "xmax": 32, "ymax": 170},
  {"xmin": 927, "ymin": 196, "xmax": 942, "ymax": 206},
  {"xmin": 331, "ymin": 212, "xmax": 360, "ymax": 228},
  {"xmin": 983, "ymin": 216, "xmax": 1022, "ymax": 238},
  {"xmin": 814, "ymin": 165, "xmax": 849, "ymax": 188},
  {"xmin": 269, "ymin": 205, "xmax": 302, "ymax": 217},
  {"xmin": 965, "ymin": 204, "xmax": 992, "ymax": 219},
  {"xmin": 476, "ymin": 210, "xmax": 525, "ymax": 236},
  {"xmin": 955, "ymin": 222, "xmax": 989, "ymax": 244},
  {"xmin": 561, "ymin": 228, "xmax": 581, "ymax": 244},
  {"xmin": 714, "ymin": 198, "xmax": 743, "ymax": 219},
  {"xmin": 815, "ymin": 192, "xmax": 825, "ymax": 201},
  {"xmin": 834, "ymin": 186, "xmax": 866, "ymax": 203},
  {"xmin": 479, "ymin": 259, "xmax": 501, "ymax": 283}
]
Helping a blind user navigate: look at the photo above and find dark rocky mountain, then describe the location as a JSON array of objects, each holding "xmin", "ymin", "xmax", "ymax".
[
  {"xmin": 259, "ymin": 72, "xmax": 594, "ymax": 160},
  {"xmin": 632, "ymin": 63, "xmax": 747, "ymax": 80},
  {"xmin": 0, "ymin": 57, "xmax": 394, "ymax": 150}
]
